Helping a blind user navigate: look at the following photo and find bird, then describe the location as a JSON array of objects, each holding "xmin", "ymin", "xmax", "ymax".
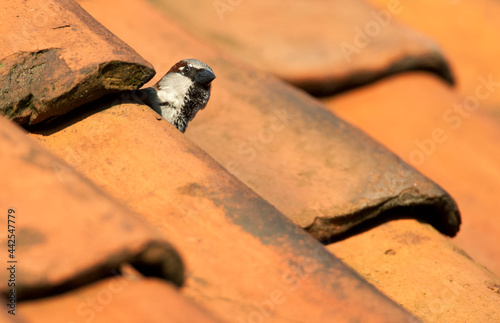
[{"xmin": 138, "ymin": 59, "xmax": 216, "ymax": 133}]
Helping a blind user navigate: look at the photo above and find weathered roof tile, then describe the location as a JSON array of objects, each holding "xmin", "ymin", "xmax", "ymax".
[
  {"xmin": 0, "ymin": 0, "xmax": 155, "ymax": 125},
  {"xmin": 367, "ymin": 0, "xmax": 500, "ymax": 112},
  {"xmin": 29, "ymin": 98, "xmax": 419, "ymax": 322},
  {"xmin": 20, "ymin": 277, "xmax": 223, "ymax": 323},
  {"xmin": 360, "ymin": 0, "xmax": 500, "ymax": 277},
  {"xmin": 329, "ymin": 218, "xmax": 500, "ymax": 322},
  {"xmin": 323, "ymin": 71, "xmax": 500, "ymax": 277},
  {"xmin": 77, "ymin": 0, "xmax": 461, "ymax": 242},
  {"xmin": 0, "ymin": 116, "xmax": 183, "ymax": 301},
  {"xmin": 146, "ymin": 0, "xmax": 454, "ymax": 95}
]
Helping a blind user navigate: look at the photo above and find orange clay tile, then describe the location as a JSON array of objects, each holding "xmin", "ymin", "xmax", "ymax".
[
  {"xmin": 145, "ymin": 0, "xmax": 453, "ymax": 95},
  {"xmin": 0, "ymin": 308, "xmax": 23, "ymax": 323},
  {"xmin": 367, "ymin": 0, "xmax": 500, "ymax": 114},
  {"xmin": 328, "ymin": 219, "xmax": 500, "ymax": 322},
  {"xmin": 20, "ymin": 277, "xmax": 223, "ymax": 323},
  {"xmin": 0, "ymin": 0, "xmax": 154, "ymax": 125},
  {"xmin": 76, "ymin": 0, "xmax": 460, "ymax": 242},
  {"xmin": 29, "ymin": 100, "xmax": 418, "ymax": 322},
  {"xmin": 0, "ymin": 116, "xmax": 183, "ymax": 302},
  {"xmin": 323, "ymin": 72, "xmax": 500, "ymax": 277},
  {"xmin": 187, "ymin": 60, "xmax": 461, "ymax": 240}
]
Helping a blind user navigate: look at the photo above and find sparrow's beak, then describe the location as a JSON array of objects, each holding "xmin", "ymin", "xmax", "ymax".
[{"xmin": 195, "ymin": 69, "xmax": 216, "ymax": 84}]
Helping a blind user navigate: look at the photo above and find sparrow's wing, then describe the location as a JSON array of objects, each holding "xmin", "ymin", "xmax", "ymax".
[{"xmin": 138, "ymin": 88, "xmax": 162, "ymax": 115}]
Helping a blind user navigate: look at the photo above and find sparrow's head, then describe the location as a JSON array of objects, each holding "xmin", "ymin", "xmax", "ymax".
[
  {"xmin": 152, "ymin": 58, "xmax": 215, "ymax": 132},
  {"xmin": 167, "ymin": 58, "xmax": 216, "ymax": 88}
]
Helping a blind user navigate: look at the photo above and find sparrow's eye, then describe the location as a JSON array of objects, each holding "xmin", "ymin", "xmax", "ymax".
[{"xmin": 182, "ymin": 65, "xmax": 191, "ymax": 74}]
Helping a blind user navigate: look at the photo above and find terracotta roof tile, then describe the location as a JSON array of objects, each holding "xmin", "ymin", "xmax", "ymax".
[
  {"xmin": 76, "ymin": 0, "xmax": 460, "ymax": 241},
  {"xmin": 0, "ymin": 0, "xmax": 154, "ymax": 125},
  {"xmin": 187, "ymin": 60, "xmax": 461, "ymax": 240},
  {"xmin": 0, "ymin": 116, "xmax": 183, "ymax": 301},
  {"xmin": 145, "ymin": 0, "xmax": 454, "ymax": 95},
  {"xmin": 329, "ymin": 218, "xmax": 500, "ymax": 322},
  {"xmin": 367, "ymin": 0, "xmax": 500, "ymax": 112},
  {"xmin": 346, "ymin": 0, "xmax": 500, "ymax": 277},
  {"xmin": 323, "ymin": 71, "xmax": 500, "ymax": 278},
  {"xmin": 20, "ymin": 277, "xmax": 223, "ymax": 323},
  {"xmin": 28, "ymin": 98, "xmax": 418, "ymax": 322}
]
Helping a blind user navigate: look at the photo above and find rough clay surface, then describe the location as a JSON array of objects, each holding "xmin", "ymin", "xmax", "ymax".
[
  {"xmin": 0, "ymin": 116, "xmax": 183, "ymax": 301},
  {"xmin": 151, "ymin": 0, "xmax": 454, "ymax": 95},
  {"xmin": 0, "ymin": 0, "xmax": 155, "ymax": 125}
]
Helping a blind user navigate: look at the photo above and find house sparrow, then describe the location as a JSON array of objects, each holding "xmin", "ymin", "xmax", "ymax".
[{"xmin": 139, "ymin": 59, "xmax": 215, "ymax": 133}]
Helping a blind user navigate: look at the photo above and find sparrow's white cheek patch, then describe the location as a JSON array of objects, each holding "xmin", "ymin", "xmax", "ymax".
[
  {"xmin": 160, "ymin": 106, "xmax": 180, "ymax": 124},
  {"xmin": 157, "ymin": 74, "xmax": 192, "ymax": 109}
]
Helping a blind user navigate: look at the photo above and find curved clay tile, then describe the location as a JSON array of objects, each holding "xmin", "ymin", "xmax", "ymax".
[
  {"xmin": 323, "ymin": 71, "xmax": 500, "ymax": 278},
  {"xmin": 366, "ymin": 0, "xmax": 500, "ymax": 281},
  {"xmin": 0, "ymin": 117, "xmax": 183, "ymax": 301},
  {"xmin": 20, "ymin": 277, "xmax": 223, "ymax": 323},
  {"xmin": 147, "ymin": 0, "xmax": 454, "ymax": 95},
  {"xmin": 28, "ymin": 100, "xmax": 418, "ymax": 322},
  {"xmin": 0, "ymin": 0, "xmax": 155, "ymax": 125},
  {"xmin": 368, "ymin": 0, "xmax": 500, "ymax": 113},
  {"xmin": 186, "ymin": 59, "xmax": 461, "ymax": 241},
  {"xmin": 75, "ymin": 0, "xmax": 460, "ymax": 241},
  {"xmin": 329, "ymin": 219, "xmax": 500, "ymax": 322}
]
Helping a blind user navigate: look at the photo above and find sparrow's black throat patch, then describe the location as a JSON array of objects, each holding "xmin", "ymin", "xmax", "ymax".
[{"xmin": 183, "ymin": 83, "xmax": 211, "ymax": 122}]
